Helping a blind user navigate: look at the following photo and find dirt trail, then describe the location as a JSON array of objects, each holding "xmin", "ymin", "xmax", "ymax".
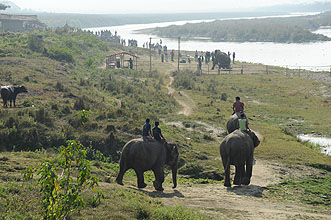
[
  {"xmin": 159, "ymin": 64, "xmax": 329, "ymax": 219},
  {"xmin": 129, "ymin": 159, "xmax": 329, "ymax": 220},
  {"xmin": 166, "ymin": 75, "xmax": 195, "ymax": 116}
]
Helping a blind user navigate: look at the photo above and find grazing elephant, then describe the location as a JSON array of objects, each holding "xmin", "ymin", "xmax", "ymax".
[
  {"xmin": 212, "ymin": 50, "xmax": 231, "ymax": 70},
  {"xmin": 116, "ymin": 139, "xmax": 179, "ymax": 191},
  {"xmin": 226, "ymin": 114, "xmax": 248, "ymax": 133},
  {"xmin": 220, "ymin": 130, "xmax": 260, "ymax": 187},
  {"xmin": 1, "ymin": 85, "xmax": 28, "ymax": 108}
]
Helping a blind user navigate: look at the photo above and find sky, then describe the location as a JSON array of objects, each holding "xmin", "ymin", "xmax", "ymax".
[{"xmin": 6, "ymin": 0, "xmax": 329, "ymax": 14}]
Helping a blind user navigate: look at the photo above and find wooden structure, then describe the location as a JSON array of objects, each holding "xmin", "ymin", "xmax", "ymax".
[
  {"xmin": 0, "ymin": 14, "xmax": 45, "ymax": 32},
  {"xmin": 106, "ymin": 51, "xmax": 138, "ymax": 70}
]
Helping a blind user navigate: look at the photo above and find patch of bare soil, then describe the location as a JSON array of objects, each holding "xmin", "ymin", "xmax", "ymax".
[{"xmin": 130, "ymin": 159, "xmax": 330, "ymax": 220}]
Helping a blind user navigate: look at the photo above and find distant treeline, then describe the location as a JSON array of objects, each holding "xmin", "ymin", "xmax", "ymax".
[
  {"xmin": 149, "ymin": 11, "xmax": 331, "ymax": 43},
  {"xmin": 36, "ymin": 11, "xmax": 285, "ymax": 28}
]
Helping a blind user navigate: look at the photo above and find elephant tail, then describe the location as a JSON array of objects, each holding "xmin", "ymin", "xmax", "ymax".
[{"xmin": 224, "ymin": 147, "xmax": 231, "ymax": 176}]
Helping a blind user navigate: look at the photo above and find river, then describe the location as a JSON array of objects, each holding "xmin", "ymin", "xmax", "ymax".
[
  {"xmin": 297, "ymin": 135, "xmax": 331, "ymax": 156},
  {"xmin": 87, "ymin": 13, "xmax": 331, "ymax": 71}
]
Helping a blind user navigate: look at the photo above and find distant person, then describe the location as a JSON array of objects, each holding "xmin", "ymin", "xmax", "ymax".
[
  {"xmin": 205, "ymin": 51, "xmax": 211, "ymax": 64},
  {"xmin": 198, "ymin": 56, "xmax": 202, "ymax": 70},
  {"xmin": 161, "ymin": 53, "xmax": 164, "ymax": 63},
  {"xmin": 232, "ymin": 52, "xmax": 236, "ymax": 64},
  {"xmin": 152, "ymin": 121, "xmax": 166, "ymax": 143},
  {"xmin": 195, "ymin": 50, "xmax": 198, "ymax": 62},
  {"xmin": 129, "ymin": 58, "xmax": 133, "ymax": 69},
  {"xmin": 171, "ymin": 50, "xmax": 175, "ymax": 62},
  {"xmin": 232, "ymin": 96, "xmax": 244, "ymax": 117},
  {"xmin": 142, "ymin": 119, "xmax": 152, "ymax": 141}
]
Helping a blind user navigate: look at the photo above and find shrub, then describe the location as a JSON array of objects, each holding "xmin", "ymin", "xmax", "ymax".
[
  {"xmin": 221, "ymin": 93, "xmax": 227, "ymax": 101},
  {"xmin": 27, "ymin": 34, "xmax": 44, "ymax": 52},
  {"xmin": 34, "ymin": 140, "xmax": 100, "ymax": 219},
  {"xmin": 46, "ymin": 46, "xmax": 74, "ymax": 63}
]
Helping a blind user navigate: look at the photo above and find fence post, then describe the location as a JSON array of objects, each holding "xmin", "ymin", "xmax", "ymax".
[
  {"xmin": 241, "ymin": 65, "xmax": 243, "ymax": 74},
  {"xmin": 286, "ymin": 65, "xmax": 288, "ymax": 76},
  {"xmin": 298, "ymin": 66, "xmax": 301, "ymax": 77},
  {"xmin": 266, "ymin": 65, "xmax": 268, "ymax": 74},
  {"xmin": 330, "ymin": 65, "xmax": 331, "ymax": 77}
]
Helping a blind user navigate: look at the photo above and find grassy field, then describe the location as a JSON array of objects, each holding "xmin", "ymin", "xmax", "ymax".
[{"xmin": 0, "ymin": 27, "xmax": 330, "ymax": 219}]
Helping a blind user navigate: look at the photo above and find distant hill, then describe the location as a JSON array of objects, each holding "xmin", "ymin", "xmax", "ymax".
[
  {"xmin": 1, "ymin": 1, "xmax": 331, "ymax": 28},
  {"xmin": 148, "ymin": 11, "xmax": 331, "ymax": 43}
]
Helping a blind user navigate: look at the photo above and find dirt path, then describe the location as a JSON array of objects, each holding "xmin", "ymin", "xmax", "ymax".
[
  {"xmin": 166, "ymin": 75, "xmax": 195, "ymax": 116},
  {"xmin": 130, "ymin": 159, "xmax": 329, "ymax": 220}
]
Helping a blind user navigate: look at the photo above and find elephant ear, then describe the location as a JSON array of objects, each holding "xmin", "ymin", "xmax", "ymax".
[
  {"xmin": 168, "ymin": 143, "xmax": 179, "ymax": 158},
  {"xmin": 251, "ymin": 132, "xmax": 260, "ymax": 148}
]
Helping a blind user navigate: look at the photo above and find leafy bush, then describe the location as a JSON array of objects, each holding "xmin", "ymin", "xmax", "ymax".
[
  {"xmin": 46, "ymin": 46, "xmax": 74, "ymax": 63},
  {"xmin": 23, "ymin": 140, "xmax": 100, "ymax": 219},
  {"xmin": 221, "ymin": 93, "xmax": 227, "ymax": 101},
  {"xmin": 27, "ymin": 34, "xmax": 44, "ymax": 52}
]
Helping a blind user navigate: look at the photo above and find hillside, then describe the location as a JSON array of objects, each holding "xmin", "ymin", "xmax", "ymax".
[
  {"xmin": 0, "ymin": 28, "xmax": 330, "ymax": 219},
  {"xmin": 148, "ymin": 11, "xmax": 331, "ymax": 43}
]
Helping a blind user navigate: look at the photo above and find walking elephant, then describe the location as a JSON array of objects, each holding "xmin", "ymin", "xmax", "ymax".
[
  {"xmin": 226, "ymin": 114, "xmax": 248, "ymax": 133},
  {"xmin": 220, "ymin": 130, "xmax": 260, "ymax": 187},
  {"xmin": 116, "ymin": 139, "xmax": 179, "ymax": 191},
  {"xmin": 212, "ymin": 50, "xmax": 231, "ymax": 70}
]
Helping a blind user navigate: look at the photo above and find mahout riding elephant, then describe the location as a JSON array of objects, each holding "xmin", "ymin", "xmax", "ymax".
[
  {"xmin": 212, "ymin": 50, "xmax": 231, "ymax": 70},
  {"xmin": 116, "ymin": 139, "xmax": 179, "ymax": 191},
  {"xmin": 1, "ymin": 85, "xmax": 28, "ymax": 107},
  {"xmin": 226, "ymin": 114, "xmax": 248, "ymax": 133},
  {"xmin": 219, "ymin": 130, "xmax": 260, "ymax": 187}
]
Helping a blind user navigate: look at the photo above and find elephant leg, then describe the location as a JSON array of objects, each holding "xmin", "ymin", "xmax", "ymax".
[
  {"xmin": 222, "ymin": 158, "xmax": 231, "ymax": 187},
  {"xmin": 234, "ymin": 164, "xmax": 244, "ymax": 185},
  {"xmin": 9, "ymin": 99, "xmax": 12, "ymax": 107},
  {"xmin": 153, "ymin": 167, "xmax": 165, "ymax": 191},
  {"xmin": 243, "ymin": 161, "xmax": 252, "ymax": 185},
  {"xmin": 135, "ymin": 169, "xmax": 147, "ymax": 188},
  {"xmin": 115, "ymin": 162, "xmax": 128, "ymax": 185}
]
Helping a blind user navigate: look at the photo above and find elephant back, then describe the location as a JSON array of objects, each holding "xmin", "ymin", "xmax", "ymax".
[
  {"xmin": 216, "ymin": 52, "xmax": 231, "ymax": 69},
  {"xmin": 226, "ymin": 114, "xmax": 239, "ymax": 133}
]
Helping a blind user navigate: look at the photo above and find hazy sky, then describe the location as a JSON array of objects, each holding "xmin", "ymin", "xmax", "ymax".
[{"xmin": 8, "ymin": 0, "xmax": 328, "ymax": 14}]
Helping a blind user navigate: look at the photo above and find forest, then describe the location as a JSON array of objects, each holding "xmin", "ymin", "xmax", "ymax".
[{"xmin": 149, "ymin": 11, "xmax": 331, "ymax": 43}]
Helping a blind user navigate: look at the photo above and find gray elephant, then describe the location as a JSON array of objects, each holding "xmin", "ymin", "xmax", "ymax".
[
  {"xmin": 116, "ymin": 139, "xmax": 179, "ymax": 191},
  {"xmin": 220, "ymin": 130, "xmax": 260, "ymax": 187},
  {"xmin": 212, "ymin": 50, "xmax": 231, "ymax": 70},
  {"xmin": 226, "ymin": 114, "xmax": 248, "ymax": 133}
]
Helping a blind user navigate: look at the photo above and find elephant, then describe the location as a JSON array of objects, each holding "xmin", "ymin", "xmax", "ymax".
[
  {"xmin": 219, "ymin": 130, "xmax": 260, "ymax": 187},
  {"xmin": 226, "ymin": 114, "xmax": 248, "ymax": 134},
  {"xmin": 116, "ymin": 139, "xmax": 179, "ymax": 191},
  {"xmin": 212, "ymin": 50, "xmax": 231, "ymax": 70}
]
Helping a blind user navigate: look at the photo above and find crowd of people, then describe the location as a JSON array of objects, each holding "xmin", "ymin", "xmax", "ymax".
[{"xmin": 85, "ymin": 29, "xmax": 121, "ymax": 43}]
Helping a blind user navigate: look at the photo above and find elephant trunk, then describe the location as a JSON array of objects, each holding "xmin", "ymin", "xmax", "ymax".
[{"xmin": 172, "ymin": 165, "xmax": 177, "ymax": 188}]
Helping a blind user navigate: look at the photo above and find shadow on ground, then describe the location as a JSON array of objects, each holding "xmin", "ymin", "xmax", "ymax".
[
  {"xmin": 226, "ymin": 184, "xmax": 267, "ymax": 198},
  {"xmin": 129, "ymin": 186, "xmax": 185, "ymax": 198}
]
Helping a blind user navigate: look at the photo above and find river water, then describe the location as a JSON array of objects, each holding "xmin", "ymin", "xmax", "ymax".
[
  {"xmin": 297, "ymin": 135, "xmax": 331, "ymax": 156},
  {"xmin": 87, "ymin": 14, "xmax": 331, "ymax": 71}
]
